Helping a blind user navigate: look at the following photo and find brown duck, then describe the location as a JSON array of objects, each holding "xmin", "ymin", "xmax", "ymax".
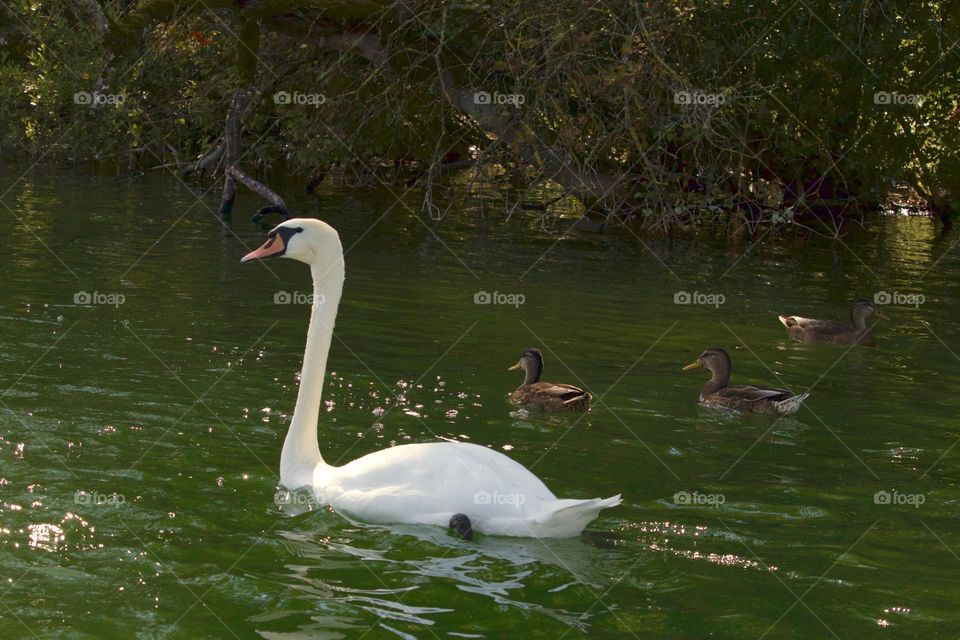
[
  {"xmin": 682, "ymin": 347, "xmax": 809, "ymax": 416},
  {"xmin": 778, "ymin": 299, "xmax": 884, "ymax": 345},
  {"xmin": 508, "ymin": 348, "xmax": 592, "ymax": 412}
]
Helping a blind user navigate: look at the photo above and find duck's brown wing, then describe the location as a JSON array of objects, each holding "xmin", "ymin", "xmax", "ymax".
[
  {"xmin": 780, "ymin": 315, "xmax": 851, "ymax": 333},
  {"xmin": 529, "ymin": 381, "xmax": 590, "ymax": 401},
  {"xmin": 717, "ymin": 384, "xmax": 793, "ymax": 403}
]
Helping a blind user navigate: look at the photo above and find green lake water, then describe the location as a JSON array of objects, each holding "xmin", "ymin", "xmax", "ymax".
[{"xmin": 1, "ymin": 169, "xmax": 959, "ymax": 638}]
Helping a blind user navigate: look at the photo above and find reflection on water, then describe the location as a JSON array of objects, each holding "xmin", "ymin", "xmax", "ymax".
[
  {"xmin": 280, "ymin": 525, "xmax": 597, "ymax": 630},
  {"xmin": 1, "ymin": 169, "xmax": 960, "ymax": 637}
]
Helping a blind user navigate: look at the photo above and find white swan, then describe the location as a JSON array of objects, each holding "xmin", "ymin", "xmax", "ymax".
[{"xmin": 242, "ymin": 218, "xmax": 621, "ymax": 538}]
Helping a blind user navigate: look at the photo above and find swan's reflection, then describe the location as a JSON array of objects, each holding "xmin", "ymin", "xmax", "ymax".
[{"xmin": 267, "ymin": 503, "xmax": 632, "ymax": 636}]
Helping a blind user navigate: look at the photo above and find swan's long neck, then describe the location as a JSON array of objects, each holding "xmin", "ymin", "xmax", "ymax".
[{"xmin": 280, "ymin": 254, "xmax": 344, "ymax": 487}]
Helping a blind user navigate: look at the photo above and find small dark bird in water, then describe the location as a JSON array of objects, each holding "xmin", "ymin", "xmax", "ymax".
[
  {"xmin": 508, "ymin": 348, "xmax": 592, "ymax": 412},
  {"xmin": 682, "ymin": 347, "xmax": 809, "ymax": 416},
  {"xmin": 449, "ymin": 513, "xmax": 473, "ymax": 540},
  {"xmin": 778, "ymin": 299, "xmax": 884, "ymax": 346}
]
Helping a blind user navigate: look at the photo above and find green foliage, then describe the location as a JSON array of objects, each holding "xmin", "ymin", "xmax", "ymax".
[{"xmin": 0, "ymin": 0, "xmax": 956, "ymax": 225}]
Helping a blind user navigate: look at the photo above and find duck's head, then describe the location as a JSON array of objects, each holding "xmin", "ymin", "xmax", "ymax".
[
  {"xmin": 852, "ymin": 299, "xmax": 885, "ymax": 327},
  {"xmin": 241, "ymin": 218, "xmax": 341, "ymax": 266},
  {"xmin": 682, "ymin": 347, "xmax": 731, "ymax": 382},
  {"xmin": 508, "ymin": 348, "xmax": 543, "ymax": 384}
]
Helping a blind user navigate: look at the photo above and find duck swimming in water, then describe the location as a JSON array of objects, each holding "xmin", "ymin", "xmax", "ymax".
[
  {"xmin": 508, "ymin": 348, "xmax": 592, "ymax": 412},
  {"xmin": 778, "ymin": 299, "xmax": 884, "ymax": 346},
  {"xmin": 682, "ymin": 347, "xmax": 809, "ymax": 416}
]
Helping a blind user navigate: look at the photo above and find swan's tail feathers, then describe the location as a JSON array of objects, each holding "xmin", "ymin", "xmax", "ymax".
[
  {"xmin": 532, "ymin": 494, "xmax": 622, "ymax": 538},
  {"xmin": 773, "ymin": 392, "xmax": 809, "ymax": 416}
]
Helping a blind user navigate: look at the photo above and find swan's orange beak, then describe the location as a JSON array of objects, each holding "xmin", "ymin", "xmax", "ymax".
[{"xmin": 241, "ymin": 233, "xmax": 286, "ymax": 262}]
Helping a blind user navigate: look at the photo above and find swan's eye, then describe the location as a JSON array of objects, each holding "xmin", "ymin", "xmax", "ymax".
[{"xmin": 276, "ymin": 226, "xmax": 304, "ymax": 244}]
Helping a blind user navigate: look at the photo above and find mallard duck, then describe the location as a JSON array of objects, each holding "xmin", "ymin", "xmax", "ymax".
[
  {"xmin": 508, "ymin": 348, "xmax": 592, "ymax": 412},
  {"xmin": 682, "ymin": 347, "xmax": 809, "ymax": 416},
  {"xmin": 778, "ymin": 299, "xmax": 884, "ymax": 345}
]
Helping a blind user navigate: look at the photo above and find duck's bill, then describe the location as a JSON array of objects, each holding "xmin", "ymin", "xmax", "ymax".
[
  {"xmin": 241, "ymin": 234, "xmax": 286, "ymax": 263},
  {"xmin": 507, "ymin": 361, "xmax": 522, "ymax": 371},
  {"xmin": 682, "ymin": 361, "xmax": 702, "ymax": 371},
  {"xmin": 875, "ymin": 311, "xmax": 889, "ymax": 321}
]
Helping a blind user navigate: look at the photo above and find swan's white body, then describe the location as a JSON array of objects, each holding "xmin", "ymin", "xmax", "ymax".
[
  {"xmin": 247, "ymin": 219, "xmax": 620, "ymax": 538},
  {"xmin": 311, "ymin": 441, "xmax": 620, "ymax": 537}
]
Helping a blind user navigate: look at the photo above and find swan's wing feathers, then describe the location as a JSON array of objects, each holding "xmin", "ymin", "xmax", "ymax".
[
  {"xmin": 523, "ymin": 494, "xmax": 623, "ymax": 536},
  {"xmin": 536, "ymin": 494, "xmax": 623, "ymax": 520},
  {"xmin": 321, "ymin": 442, "xmax": 618, "ymax": 537},
  {"xmin": 332, "ymin": 442, "xmax": 554, "ymax": 500}
]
